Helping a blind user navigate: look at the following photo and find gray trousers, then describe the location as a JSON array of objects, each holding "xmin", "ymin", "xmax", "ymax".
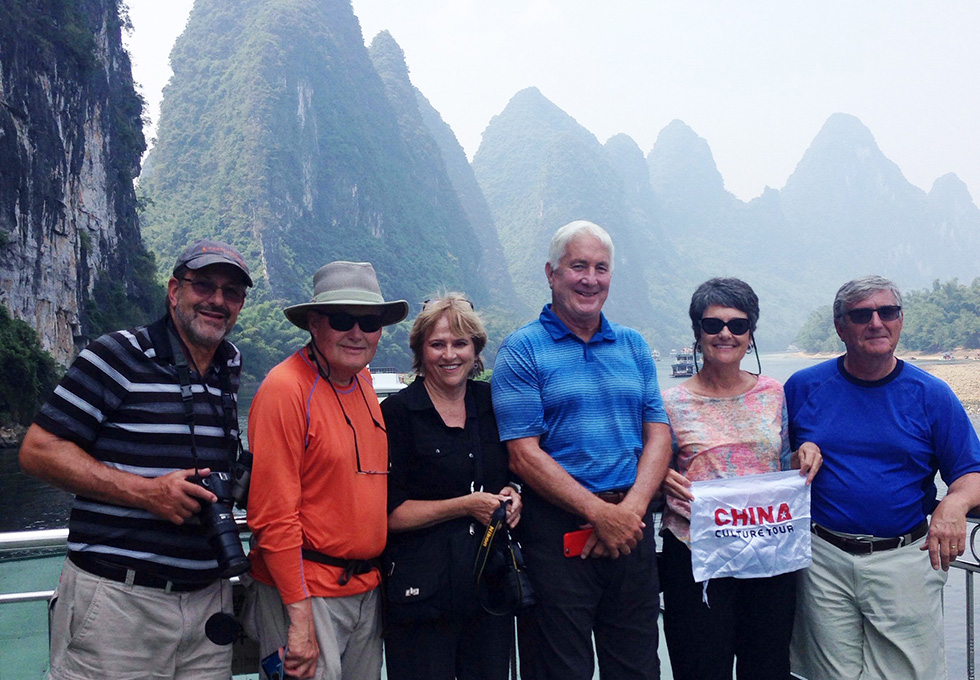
[{"xmin": 241, "ymin": 576, "xmax": 382, "ymax": 680}]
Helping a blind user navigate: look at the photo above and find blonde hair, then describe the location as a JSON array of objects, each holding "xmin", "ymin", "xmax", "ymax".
[{"xmin": 409, "ymin": 293, "xmax": 488, "ymax": 377}]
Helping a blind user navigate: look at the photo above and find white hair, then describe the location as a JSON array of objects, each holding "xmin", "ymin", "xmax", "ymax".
[{"xmin": 547, "ymin": 220, "xmax": 615, "ymax": 272}]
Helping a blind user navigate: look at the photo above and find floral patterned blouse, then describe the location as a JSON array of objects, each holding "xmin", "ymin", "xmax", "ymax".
[{"xmin": 661, "ymin": 374, "xmax": 791, "ymax": 544}]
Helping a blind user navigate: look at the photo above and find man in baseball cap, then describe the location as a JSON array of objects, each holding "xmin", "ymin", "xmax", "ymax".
[{"xmin": 20, "ymin": 238, "xmax": 252, "ymax": 679}]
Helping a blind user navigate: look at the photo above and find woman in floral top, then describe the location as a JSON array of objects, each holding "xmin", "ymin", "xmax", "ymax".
[{"xmin": 660, "ymin": 278, "xmax": 821, "ymax": 680}]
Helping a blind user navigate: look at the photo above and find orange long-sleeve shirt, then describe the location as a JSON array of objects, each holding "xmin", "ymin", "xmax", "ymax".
[{"xmin": 246, "ymin": 349, "xmax": 387, "ymax": 604}]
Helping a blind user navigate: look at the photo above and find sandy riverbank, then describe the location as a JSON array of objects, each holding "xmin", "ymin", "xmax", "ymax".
[
  {"xmin": 919, "ymin": 362, "xmax": 980, "ymax": 413},
  {"xmin": 793, "ymin": 351, "xmax": 980, "ymax": 413}
]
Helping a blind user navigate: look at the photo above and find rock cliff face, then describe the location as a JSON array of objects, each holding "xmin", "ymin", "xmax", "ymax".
[{"xmin": 0, "ymin": 0, "xmax": 155, "ymax": 364}]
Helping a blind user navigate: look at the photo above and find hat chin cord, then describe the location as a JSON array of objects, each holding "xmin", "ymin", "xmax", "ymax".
[{"xmin": 308, "ymin": 332, "xmax": 361, "ymax": 388}]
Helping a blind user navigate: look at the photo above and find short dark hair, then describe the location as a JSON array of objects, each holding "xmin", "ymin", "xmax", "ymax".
[{"xmin": 688, "ymin": 278, "xmax": 760, "ymax": 342}]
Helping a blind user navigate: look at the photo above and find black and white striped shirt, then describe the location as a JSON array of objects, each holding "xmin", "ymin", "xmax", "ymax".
[{"xmin": 35, "ymin": 315, "xmax": 242, "ymax": 582}]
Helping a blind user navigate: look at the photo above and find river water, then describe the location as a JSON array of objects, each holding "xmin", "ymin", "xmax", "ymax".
[{"xmin": 1, "ymin": 352, "xmax": 977, "ymax": 675}]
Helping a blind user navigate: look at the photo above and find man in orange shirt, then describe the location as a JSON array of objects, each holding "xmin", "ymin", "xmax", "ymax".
[{"xmin": 244, "ymin": 261, "xmax": 408, "ymax": 680}]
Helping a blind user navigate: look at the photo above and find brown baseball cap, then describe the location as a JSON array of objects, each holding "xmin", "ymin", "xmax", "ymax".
[{"xmin": 173, "ymin": 239, "xmax": 253, "ymax": 287}]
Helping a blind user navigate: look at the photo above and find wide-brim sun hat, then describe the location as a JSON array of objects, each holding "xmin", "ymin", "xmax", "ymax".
[{"xmin": 283, "ymin": 261, "xmax": 410, "ymax": 331}]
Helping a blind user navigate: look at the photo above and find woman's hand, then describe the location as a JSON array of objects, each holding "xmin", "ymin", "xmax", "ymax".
[
  {"xmin": 499, "ymin": 485, "xmax": 523, "ymax": 528},
  {"xmin": 791, "ymin": 442, "xmax": 822, "ymax": 485},
  {"xmin": 467, "ymin": 491, "xmax": 512, "ymax": 526},
  {"xmin": 284, "ymin": 598, "xmax": 319, "ymax": 679},
  {"xmin": 661, "ymin": 469, "xmax": 694, "ymax": 502}
]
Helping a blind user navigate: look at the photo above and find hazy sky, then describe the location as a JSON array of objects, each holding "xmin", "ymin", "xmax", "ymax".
[{"xmin": 124, "ymin": 1, "xmax": 980, "ymax": 202}]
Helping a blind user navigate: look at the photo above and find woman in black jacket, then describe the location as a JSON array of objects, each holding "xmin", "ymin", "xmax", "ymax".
[{"xmin": 381, "ymin": 293, "xmax": 521, "ymax": 680}]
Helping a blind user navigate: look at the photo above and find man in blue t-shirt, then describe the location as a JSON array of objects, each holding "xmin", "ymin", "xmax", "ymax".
[
  {"xmin": 492, "ymin": 220, "xmax": 671, "ymax": 680},
  {"xmin": 785, "ymin": 274, "xmax": 980, "ymax": 680}
]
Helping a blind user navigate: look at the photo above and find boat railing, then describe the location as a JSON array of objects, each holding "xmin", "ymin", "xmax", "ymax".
[
  {"xmin": 954, "ymin": 518, "xmax": 980, "ymax": 680},
  {"xmin": 0, "ymin": 518, "xmax": 251, "ymax": 606},
  {"xmin": 3, "ymin": 516, "xmax": 980, "ymax": 677}
]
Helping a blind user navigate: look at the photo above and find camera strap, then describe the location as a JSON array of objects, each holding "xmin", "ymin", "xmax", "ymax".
[{"xmin": 166, "ymin": 323, "xmax": 241, "ymax": 469}]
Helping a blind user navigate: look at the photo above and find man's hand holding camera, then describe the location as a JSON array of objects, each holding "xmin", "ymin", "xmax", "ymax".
[{"xmin": 139, "ymin": 467, "xmax": 219, "ymax": 524}]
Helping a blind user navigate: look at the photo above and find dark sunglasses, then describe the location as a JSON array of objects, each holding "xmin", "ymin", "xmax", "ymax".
[
  {"xmin": 840, "ymin": 305, "xmax": 902, "ymax": 324},
  {"xmin": 700, "ymin": 317, "xmax": 751, "ymax": 336},
  {"xmin": 325, "ymin": 312, "xmax": 384, "ymax": 333},
  {"xmin": 181, "ymin": 278, "xmax": 247, "ymax": 305}
]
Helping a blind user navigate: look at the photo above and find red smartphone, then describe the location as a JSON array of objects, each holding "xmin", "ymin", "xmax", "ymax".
[{"xmin": 563, "ymin": 527, "xmax": 594, "ymax": 557}]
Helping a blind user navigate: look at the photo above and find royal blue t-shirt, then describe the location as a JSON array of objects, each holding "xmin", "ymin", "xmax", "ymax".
[
  {"xmin": 491, "ymin": 305, "xmax": 668, "ymax": 493},
  {"xmin": 785, "ymin": 356, "xmax": 980, "ymax": 536}
]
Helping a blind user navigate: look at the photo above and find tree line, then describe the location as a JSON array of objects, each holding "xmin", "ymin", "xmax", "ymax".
[{"xmin": 795, "ymin": 278, "xmax": 980, "ymax": 354}]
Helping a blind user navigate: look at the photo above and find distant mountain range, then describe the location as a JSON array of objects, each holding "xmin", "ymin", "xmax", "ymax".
[{"xmin": 3, "ymin": 0, "xmax": 978, "ymax": 376}]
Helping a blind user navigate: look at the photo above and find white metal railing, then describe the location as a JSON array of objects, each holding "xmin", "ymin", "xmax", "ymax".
[
  {"xmin": 951, "ymin": 517, "xmax": 980, "ymax": 680},
  {"xmin": 3, "ymin": 517, "xmax": 980, "ymax": 676},
  {"xmin": 0, "ymin": 519, "xmax": 250, "ymax": 605}
]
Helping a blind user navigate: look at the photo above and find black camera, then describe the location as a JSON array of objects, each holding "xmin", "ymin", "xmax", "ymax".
[{"xmin": 195, "ymin": 471, "xmax": 250, "ymax": 578}]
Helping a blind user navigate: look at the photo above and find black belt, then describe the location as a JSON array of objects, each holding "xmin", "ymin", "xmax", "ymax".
[
  {"xmin": 811, "ymin": 520, "xmax": 929, "ymax": 555},
  {"xmin": 69, "ymin": 552, "xmax": 215, "ymax": 593},
  {"xmin": 301, "ymin": 549, "xmax": 380, "ymax": 586},
  {"xmin": 595, "ymin": 487, "xmax": 630, "ymax": 504}
]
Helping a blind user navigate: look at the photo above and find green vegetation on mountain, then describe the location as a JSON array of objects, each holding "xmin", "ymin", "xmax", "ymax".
[
  {"xmin": 140, "ymin": 0, "xmax": 507, "ymax": 380},
  {"xmin": 795, "ymin": 279, "xmax": 980, "ymax": 354},
  {"xmin": 0, "ymin": 306, "xmax": 60, "ymax": 426},
  {"xmin": 472, "ymin": 87, "xmax": 690, "ymax": 349}
]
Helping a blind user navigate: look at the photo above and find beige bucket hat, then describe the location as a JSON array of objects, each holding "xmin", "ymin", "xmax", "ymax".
[{"xmin": 283, "ymin": 261, "xmax": 409, "ymax": 330}]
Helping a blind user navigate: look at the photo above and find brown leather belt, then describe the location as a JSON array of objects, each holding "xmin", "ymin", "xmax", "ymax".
[
  {"xmin": 595, "ymin": 489, "xmax": 628, "ymax": 504},
  {"xmin": 811, "ymin": 520, "xmax": 929, "ymax": 555}
]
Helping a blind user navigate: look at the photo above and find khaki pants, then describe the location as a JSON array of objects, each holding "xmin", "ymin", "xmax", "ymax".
[
  {"xmin": 48, "ymin": 556, "xmax": 233, "ymax": 680},
  {"xmin": 241, "ymin": 576, "xmax": 382, "ymax": 680},
  {"xmin": 791, "ymin": 532, "xmax": 948, "ymax": 680}
]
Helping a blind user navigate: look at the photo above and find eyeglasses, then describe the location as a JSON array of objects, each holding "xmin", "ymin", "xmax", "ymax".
[
  {"xmin": 181, "ymin": 278, "xmax": 246, "ymax": 305},
  {"xmin": 337, "ymin": 378, "xmax": 389, "ymax": 475},
  {"xmin": 325, "ymin": 312, "xmax": 384, "ymax": 333},
  {"xmin": 839, "ymin": 305, "xmax": 902, "ymax": 324},
  {"xmin": 700, "ymin": 317, "xmax": 751, "ymax": 336}
]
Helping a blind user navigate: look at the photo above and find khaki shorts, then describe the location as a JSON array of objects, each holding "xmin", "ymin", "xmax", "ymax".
[{"xmin": 48, "ymin": 556, "xmax": 233, "ymax": 680}]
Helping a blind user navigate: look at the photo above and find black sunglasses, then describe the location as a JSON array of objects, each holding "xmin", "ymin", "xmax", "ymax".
[
  {"xmin": 181, "ymin": 278, "xmax": 247, "ymax": 305},
  {"xmin": 325, "ymin": 312, "xmax": 384, "ymax": 333},
  {"xmin": 700, "ymin": 317, "xmax": 751, "ymax": 336},
  {"xmin": 839, "ymin": 305, "xmax": 902, "ymax": 324}
]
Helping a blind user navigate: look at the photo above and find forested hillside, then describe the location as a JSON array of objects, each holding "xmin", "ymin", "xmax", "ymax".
[
  {"xmin": 795, "ymin": 278, "xmax": 980, "ymax": 354},
  {"xmin": 0, "ymin": 0, "xmax": 159, "ymax": 365},
  {"xmin": 138, "ymin": 0, "xmax": 511, "ymax": 377}
]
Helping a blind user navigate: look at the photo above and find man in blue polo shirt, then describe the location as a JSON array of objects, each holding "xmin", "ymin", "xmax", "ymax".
[
  {"xmin": 786, "ymin": 275, "xmax": 980, "ymax": 680},
  {"xmin": 492, "ymin": 220, "xmax": 671, "ymax": 680}
]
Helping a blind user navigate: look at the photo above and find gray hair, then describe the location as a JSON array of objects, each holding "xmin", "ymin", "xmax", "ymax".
[
  {"xmin": 689, "ymin": 278, "xmax": 760, "ymax": 342},
  {"xmin": 833, "ymin": 275, "xmax": 903, "ymax": 319},
  {"xmin": 547, "ymin": 220, "xmax": 615, "ymax": 272}
]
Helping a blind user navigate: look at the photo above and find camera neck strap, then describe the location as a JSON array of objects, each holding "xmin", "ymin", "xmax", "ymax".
[{"xmin": 167, "ymin": 323, "xmax": 240, "ymax": 470}]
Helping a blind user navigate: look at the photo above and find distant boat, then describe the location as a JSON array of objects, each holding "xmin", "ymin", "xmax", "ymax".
[
  {"xmin": 652, "ymin": 349, "xmax": 661, "ymax": 362},
  {"xmin": 671, "ymin": 350, "xmax": 695, "ymax": 378},
  {"xmin": 369, "ymin": 367, "xmax": 408, "ymax": 400}
]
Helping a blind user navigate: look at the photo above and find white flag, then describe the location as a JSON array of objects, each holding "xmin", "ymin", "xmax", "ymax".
[{"xmin": 689, "ymin": 470, "xmax": 811, "ymax": 583}]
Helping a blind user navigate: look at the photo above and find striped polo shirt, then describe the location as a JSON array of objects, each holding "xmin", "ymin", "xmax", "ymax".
[
  {"xmin": 491, "ymin": 305, "xmax": 668, "ymax": 493},
  {"xmin": 34, "ymin": 315, "xmax": 241, "ymax": 582}
]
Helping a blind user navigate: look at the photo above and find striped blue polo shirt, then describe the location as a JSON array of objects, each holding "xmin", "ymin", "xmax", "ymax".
[{"xmin": 491, "ymin": 305, "xmax": 667, "ymax": 493}]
